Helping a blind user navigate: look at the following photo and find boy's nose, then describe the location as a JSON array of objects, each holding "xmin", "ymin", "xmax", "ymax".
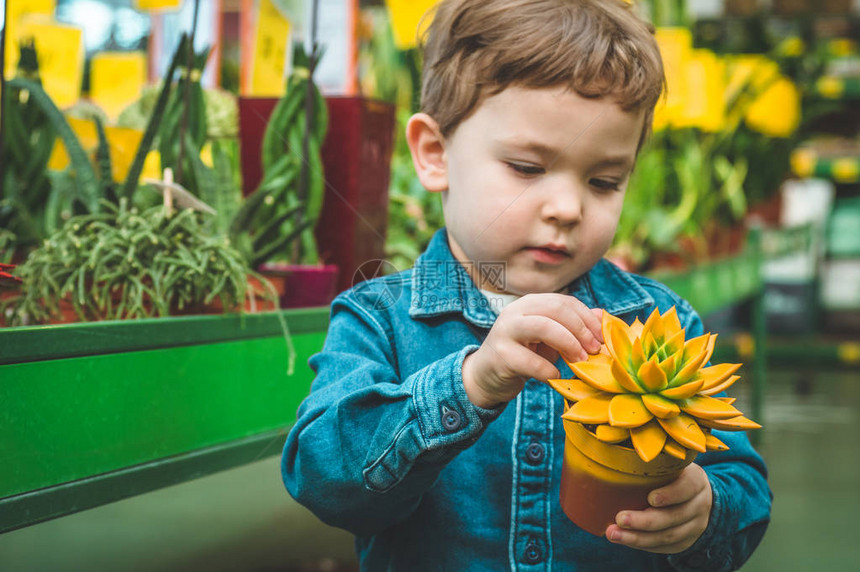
[{"xmin": 541, "ymin": 187, "xmax": 583, "ymax": 226}]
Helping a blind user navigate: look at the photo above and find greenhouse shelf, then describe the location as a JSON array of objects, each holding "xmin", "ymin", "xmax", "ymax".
[
  {"xmin": 0, "ymin": 308, "xmax": 329, "ymax": 533},
  {"xmin": 2, "ymin": 226, "xmax": 812, "ymax": 533},
  {"xmin": 791, "ymin": 148, "xmax": 860, "ymax": 183},
  {"xmin": 649, "ymin": 231, "xmax": 767, "ymax": 446},
  {"xmin": 814, "ymin": 76, "xmax": 860, "ymax": 100}
]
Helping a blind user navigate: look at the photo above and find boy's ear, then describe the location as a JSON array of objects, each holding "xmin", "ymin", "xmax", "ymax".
[{"xmin": 406, "ymin": 113, "xmax": 448, "ymax": 193}]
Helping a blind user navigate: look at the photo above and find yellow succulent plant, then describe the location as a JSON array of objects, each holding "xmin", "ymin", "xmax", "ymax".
[{"xmin": 548, "ymin": 307, "xmax": 760, "ymax": 463}]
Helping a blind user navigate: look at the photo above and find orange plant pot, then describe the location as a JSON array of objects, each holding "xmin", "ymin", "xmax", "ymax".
[{"xmin": 559, "ymin": 420, "xmax": 697, "ymax": 536}]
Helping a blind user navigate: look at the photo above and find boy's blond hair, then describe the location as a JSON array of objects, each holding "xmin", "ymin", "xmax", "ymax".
[{"xmin": 420, "ymin": 0, "xmax": 664, "ymax": 150}]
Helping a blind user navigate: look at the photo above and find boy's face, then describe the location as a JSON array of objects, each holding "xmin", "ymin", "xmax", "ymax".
[{"xmin": 437, "ymin": 86, "xmax": 644, "ymax": 295}]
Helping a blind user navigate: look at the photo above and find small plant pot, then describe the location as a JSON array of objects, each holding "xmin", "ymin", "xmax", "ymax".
[
  {"xmin": 559, "ymin": 420, "xmax": 697, "ymax": 536},
  {"xmin": 258, "ymin": 264, "xmax": 339, "ymax": 308}
]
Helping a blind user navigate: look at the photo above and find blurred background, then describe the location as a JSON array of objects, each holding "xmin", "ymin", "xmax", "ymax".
[{"xmin": 1, "ymin": 0, "xmax": 859, "ymax": 570}]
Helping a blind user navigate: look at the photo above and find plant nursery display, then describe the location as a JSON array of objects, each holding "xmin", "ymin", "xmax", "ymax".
[
  {"xmin": 547, "ymin": 307, "xmax": 760, "ymax": 536},
  {"xmin": 1, "ymin": 198, "xmax": 271, "ymax": 326},
  {"xmin": 235, "ymin": 45, "xmax": 329, "ymax": 269}
]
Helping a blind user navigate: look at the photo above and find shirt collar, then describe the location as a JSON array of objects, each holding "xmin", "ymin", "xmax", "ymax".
[{"xmin": 409, "ymin": 228, "xmax": 654, "ymax": 327}]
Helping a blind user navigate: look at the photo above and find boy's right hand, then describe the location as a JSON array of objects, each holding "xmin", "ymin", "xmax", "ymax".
[{"xmin": 462, "ymin": 294, "xmax": 604, "ymax": 409}]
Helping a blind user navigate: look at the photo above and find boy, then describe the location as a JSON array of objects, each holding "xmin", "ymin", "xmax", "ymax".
[{"xmin": 282, "ymin": 0, "xmax": 772, "ymax": 569}]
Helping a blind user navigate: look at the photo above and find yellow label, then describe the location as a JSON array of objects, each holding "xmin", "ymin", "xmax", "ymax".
[
  {"xmin": 90, "ymin": 52, "xmax": 147, "ymax": 120},
  {"xmin": 105, "ymin": 126, "xmax": 146, "ymax": 182},
  {"xmin": 248, "ymin": 0, "xmax": 292, "ymax": 97},
  {"xmin": 654, "ymin": 27, "xmax": 693, "ymax": 129},
  {"xmin": 816, "ymin": 76, "xmax": 845, "ymax": 99},
  {"xmin": 3, "ymin": 0, "xmax": 56, "ymax": 76},
  {"xmin": 47, "ymin": 116, "xmax": 148, "ymax": 183},
  {"xmin": 790, "ymin": 149, "xmax": 816, "ymax": 178},
  {"xmin": 745, "ymin": 75, "xmax": 800, "ymax": 138},
  {"xmin": 838, "ymin": 343, "xmax": 860, "ymax": 364},
  {"xmin": 676, "ymin": 49, "xmax": 725, "ymax": 132},
  {"xmin": 831, "ymin": 158, "xmax": 859, "ymax": 183},
  {"xmin": 133, "ymin": 0, "xmax": 183, "ymax": 10},
  {"xmin": 16, "ymin": 17, "xmax": 84, "ymax": 108},
  {"xmin": 385, "ymin": 0, "xmax": 438, "ymax": 50}
]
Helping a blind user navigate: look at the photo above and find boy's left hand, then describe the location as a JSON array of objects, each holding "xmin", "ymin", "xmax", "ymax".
[{"xmin": 605, "ymin": 463, "xmax": 712, "ymax": 554}]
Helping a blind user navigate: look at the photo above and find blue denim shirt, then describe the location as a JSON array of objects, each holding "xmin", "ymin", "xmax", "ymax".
[{"xmin": 282, "ymin": 229, "xmax": 771, "ymax": 571}]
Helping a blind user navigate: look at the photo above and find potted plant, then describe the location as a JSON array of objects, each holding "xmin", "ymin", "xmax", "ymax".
[
  {"xmin": 0, "ymin": 195, "xmax": 274, "ymax": 326},
  {"xmin": 237, "ymin": 44, "xmax": 339, "ymax": 308},
  {"xmin": 547, "ymin": 306, "xmax": 760, "ymax": 536}
]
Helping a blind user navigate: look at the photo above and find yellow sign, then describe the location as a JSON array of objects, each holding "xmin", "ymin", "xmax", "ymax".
[
  {"xmin": 3, "ymin": 0, "xmax": 56, "ymax": 76},
  {"xmin": 675, "ymin": 49, "xmax": 725, "ymax": 132},
  {"xmin": 16, "ymin": 17, "xmax": 85, "ymax": 108},
  {"xmin": 653, "ymin": 27, "xmax": 693, "ymax": 131},
  {"xmin": 134, "ymin": 0, "xmax": 183, "ymax": 10},
  {"xmin": 90, "ymin": 52, "xmax": 147, "ymax": 120},
  {"xmin": 385, "ymin": 0, "xmax": 437, "ymax": 50},
  {"xmin": 48, "ymin": 116, "xmax": 156, "ymax": 183},
  {"xmin": 247, "ymin": 0, "xmax": 292, "ymax": 97}
]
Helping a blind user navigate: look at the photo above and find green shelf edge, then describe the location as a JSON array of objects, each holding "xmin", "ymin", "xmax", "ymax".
[
  {"xmin": 0, "ymin": 308, "xmax": 331, "ymax": 532},
  {"xmin": 0, "ymin": 429, "xmax": 288, "ymax": 534},
  {"xmin": 0, "ymin": 306, "xmax": 331, "ymax": 365}
]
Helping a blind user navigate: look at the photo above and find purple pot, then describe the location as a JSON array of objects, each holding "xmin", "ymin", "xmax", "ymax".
[{"xmin": 258, "ymin": 264, "xmax": 340, "ymax": 309}]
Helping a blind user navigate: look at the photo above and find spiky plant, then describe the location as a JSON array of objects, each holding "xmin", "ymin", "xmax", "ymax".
[{"xmin": 548, "ymin": 307, "xmax": 760, "ymax": 463}]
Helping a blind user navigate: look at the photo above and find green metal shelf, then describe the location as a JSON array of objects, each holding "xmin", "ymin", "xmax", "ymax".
[
  {"xmin": 814, "ymin": 75, "xmax": 860, "ymax": 100},
  {"xmin": 791, "ymin": 147, "xmax": 860, "ymax": 183},
  {"xmin": 0, "ymin": 308, "xmax": 329, "ymax": 533},
  {"xmin": 1, "ymin": 226, "xmax": 814, "ymax": 533}
]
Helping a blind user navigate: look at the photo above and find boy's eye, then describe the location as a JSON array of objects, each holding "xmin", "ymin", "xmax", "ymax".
[
  {"xmin": 506, "ymin": 162, "xmax": 545, "ymax": 176},
  {"xmin": 590, "ymin": 178, "xmax": 621, "ymax": 191}
]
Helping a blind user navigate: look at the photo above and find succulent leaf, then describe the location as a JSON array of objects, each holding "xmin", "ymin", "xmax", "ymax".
[
  {"xmin": 631, "ymin": 419, "xmax": 667, "ymax": 463},
  {"xmin": 679, "ymin": 395, "xmax": 743, "ymax": 420},
  {"xmin": 595, "ymin": 424, "xmax": 630, "ymax": 443},
  {"xmin": 571, "ymin": 360, "xmax": 625, "ymax": 394},
  {"xmin": 661, "ymin": 306, "xmax": 683, "ymax": 339},
  {"xmin": 637, "ymin": 356, "xmax": 668, "ymax": 392},
  {"xmin": 547, "ymin": 378, "xmax": 598, "ymax": 402},
  {"xmin": 641, "ymin": 307, "xmax": 663, "ymax": 341},
  {"xmin": 699, "ymin": 375, "xmax": 741, "ymax": 396},
  {"xmin": 641, "ymin": 393, "xmax": 681, "ymax": 418},
  {"xmin": 697, "ymin": 362, "xmax": 742, "ymax": 392},
  {"xmin": 658, "ymin": 353, "xmax": 678, "ymax": 380},
  {"xmin": 705, "ymin": 432, "xmax": 730, "ymax": 452},
  {"xmin": 662, "ymin": 329, "xmax": 686, "ymax": 361},
  {"xmin": 659, "ymin": 377, "xmax": 704, "ymax": 399},
  {"xmin": 608, "ymin": 394, "xmax": 653, "ymax": 428},
  {"xmin": 563, "ymin": 393, "xmax": 613, "ymax": 424},
  {"xmin": 611, "ymin": 359, "xmax": 645, "ymax": 393},
  {"xmin": 698, "ymin": 415, "xmax": 762, "ymax": 431},
  {"xmin": 604, "ymin": 313, "xmax": 633, "ymax": 364},
  {"xmin": 657, "ymin": 413, "xmax": 707, "ymax": 453},
  {"xmin": 662, "ymin": 438, "xmax": 688, "ymax": 460}
]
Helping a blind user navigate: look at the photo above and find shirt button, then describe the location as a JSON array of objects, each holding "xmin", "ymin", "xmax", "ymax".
[
  {"xmin": 441, "ymin": 405, "xmax": 461, "ymax": 431},
  {"xmin": 524, "ymin": 540, "xmax": 543, "ymax": 564},
  {"xmin": 525, "ymin": 442, "xmax": 545, "ymax": 464}
]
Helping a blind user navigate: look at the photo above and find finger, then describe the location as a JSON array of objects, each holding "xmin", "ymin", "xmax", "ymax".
[
  {"xmin": 649, "ymin": 464, "xmax": 708, "ymax": 508},
  {"xmin": 606, "ymin": 518, "xmax": 703, "ymax": 554},
  {"xmin": 513, "ymin": 314, "xmax": 590, "ymax": 363},
  {"xmin": 615, "ymin": 503, "xmax": 690, "ymax": 533},
  {"xmin": 520, "ymin": 295, "xmax": 602, "ymax": 353},
  {"xmin": 500, "ymin": 343, "xmax": 561, "ymax": 382}
]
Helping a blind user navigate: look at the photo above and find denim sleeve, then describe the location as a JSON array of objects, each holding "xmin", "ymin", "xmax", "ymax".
[
  {"xmin": 281, "ymin": 293, "xmax": 503, "ymax": 536},
  {"xmin": 664, "ymin": 308, "xmax": 773, "ymax": 572}
]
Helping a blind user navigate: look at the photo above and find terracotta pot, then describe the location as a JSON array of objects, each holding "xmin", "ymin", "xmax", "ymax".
[
  {"xmin": 560, "ymin": 420, "xmax": 697, "ymax": 536},
  {"xmin": 257, "ymin": 264, "xmax": 339, "ymax": 308}
]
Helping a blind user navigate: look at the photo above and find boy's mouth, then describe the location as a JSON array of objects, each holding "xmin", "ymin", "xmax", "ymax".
[{"xmin": 526, "ymin": 244, "xmax": 571, "ymax": 264}]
